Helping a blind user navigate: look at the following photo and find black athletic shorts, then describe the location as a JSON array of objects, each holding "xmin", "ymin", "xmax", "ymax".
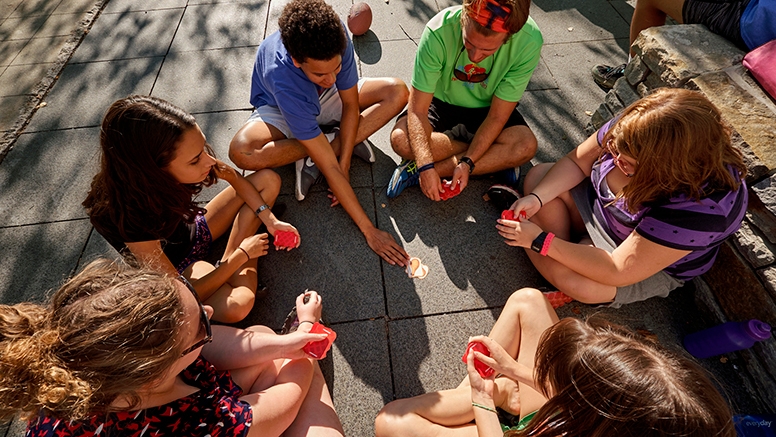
[
  {"xmin": 397, "ymin": 97, "xmax": 528, "ymax": 135},
  {"xmin": 682, "ymin": 0, "xmax": 750, "ymax": 50}
]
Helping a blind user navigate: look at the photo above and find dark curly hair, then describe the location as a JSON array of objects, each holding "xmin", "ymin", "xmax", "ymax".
[
  {"xmin": 83, "ymin": 95, "xmax": 217, "ymax": 244},
  {"xmin": 279, "ymin": 0, "xmax": 346, "ymax": 63}
]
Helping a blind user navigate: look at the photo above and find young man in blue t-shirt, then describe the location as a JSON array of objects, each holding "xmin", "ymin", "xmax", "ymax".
[{"xmin": 229, "ymin": 0, "xmax": 409, "ymax": 267}]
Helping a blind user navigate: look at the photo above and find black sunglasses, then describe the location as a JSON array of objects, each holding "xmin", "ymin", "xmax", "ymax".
[
  {"xmin": 452, "ymin": 46, "xmax": 490, "ymax": 83},
  {"xmin": 178, "ymin": 276, "xmax": 213, "ymax": 357}
]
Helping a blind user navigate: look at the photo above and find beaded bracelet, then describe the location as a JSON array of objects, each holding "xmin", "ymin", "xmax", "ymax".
[{"xmin": 472, "ymin": 402, "xmax": 497, "ymax": 413}]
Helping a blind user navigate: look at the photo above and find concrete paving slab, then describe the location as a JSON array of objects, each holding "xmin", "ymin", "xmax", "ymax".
[
  {"xmin": 76, "ymin": 227, "xmax": 121, "ymax": 272},
  {"xmin": 610, "ymin": 0, "xmax": 635, "ymax": 26},
  {"xmin": 349, "ymin": 0, "xmax": 439, "ymax": 42},
  {"xmin": 52, "ymin": 0, "xmax": 98, "ymax": 14},
  {"xmin": 169, "ymin": 2, "xmax": 267, "ymax": 53},
  {"xmin": 3, "ymin": 416, "xmax": 25, "ymax": 437},
  {"xmin": 70, "ymin": 8, "xmax": 184, "ymax": 62},
  {"xmin": 539, "ymin": 39, "xmax": 628, "ymax": 125},
  {"xmin": 152, "ymin": 47, "xmax": 254, "ymax": 113},
  {"xmin": 0, "ymin": 0, "xmax": 24, "ymax": 21},
  {"xmin": 329, "ymin": 319, "xmax": 393, "ymax": 437},
  {"xmin": 358, "ymin": 39, "xmax": 418, "ymax": 90},
  {"xmin": 379, "ymin": 180, "xmax": 546, "ymax": 318},
  {"xmin": 525, "ymin": 56, "xmax": 558, "ymax": 91},
  {"xmin": 9, "ymin": 35, "xmax": 67, "ymax": 65},
  {"xmin": 0, "ymin": 62, "xmax": 52, "ymax": 96},
  {"xmin": 34, "ymin": 12, "xmax": 89, "ymax": 38},
  {"xmin": 0, "ymin": 127, "xmax": 99, "ymax": 226},
  {"xmin": 0, "ymin": 39, "xmax": 26, "ymax": 66},
  {"xmin": 25, "ymin": 56, "xmax": 163, "ymax": 132},
  {"xmin": 102, "ymin": 0, "xmax": 188, "ymax": 14},
  {"xmin": 0, "ymin": 219, "xmax": 91, "ymax": 305},
  {"xmin": 0, "ymin": 15, "xmax": 46, "ymax": 41},
  {"xmin": 388, "ymin": 309, "xmax": 497, "ymax": 398},
  {"xmin": 8, "ymin": 0, "xmax": 60, "ymax": 18},
  {"xmin": 236, "ymin": 189, "xmax": 386, "ymax": 328},
  {"xmin": 530, "ymin": 0, "xmax": 630, "ymax": 44},
  {"xmin": 520, "ymin": 89, "xmax": 590, "ymax": 163},
  {"xmin": 0, "ymin": 95, "xmax": 26, "ymax": 131}
]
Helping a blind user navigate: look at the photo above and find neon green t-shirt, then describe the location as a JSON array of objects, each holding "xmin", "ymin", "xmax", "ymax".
[{"xmin": 412, "ymin": 6, "xmax": 543, "ymax": 108}]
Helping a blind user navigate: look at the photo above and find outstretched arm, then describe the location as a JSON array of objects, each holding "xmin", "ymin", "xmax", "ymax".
[
  {"xmin": 336, "ymin": 84, "xmax": 360, "ymax": 179},
  {"xmin": 407, "ymin": 87, "xmax": 444, "ymax": 201},
  {"xmin": 301, "ymin": 134, "xmax": 409, "ymax": 266}
]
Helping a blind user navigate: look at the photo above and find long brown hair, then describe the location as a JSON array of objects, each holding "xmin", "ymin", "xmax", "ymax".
[
  {"xmin": 506, "ymin": 317, "xmax": 736, "ymax": 436},
  {"xmin": 603, "ymin": 88, "xmax": 745, "ymax": 212},
  {"xmin": 0, "ymin": 259, "xmax": 185, "ymax": 421},
  {"xmin": 83, "ymin": 95, "xmax": 217, "ymax": 242}
]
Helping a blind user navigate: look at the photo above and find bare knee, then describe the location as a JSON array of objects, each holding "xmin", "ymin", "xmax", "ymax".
[
  {"xmin": 375, "ymin": 400, "xmax": 415, "ymax": 437},
  {"xmin": 387, "ymin": 78, "xmax": 409, "ymax": 108},
  {"xmin": 390, "ymin": 124, "xmax": 413, "ymax": 159},
  {"xmin": 503, "ymin": 287, "xmax": 546, "ymax": 317},
  {"xmin": 512, "ymin": 130, "xmax": 537, "ymax": 166},
  {"xmin": 217, "ymin": 289, "xmax": 256, "ymax": 324},
  {"xmin": 229, "ymin": 131, "xmax": 268, "ymax": 171},
  {"xmin": 247, "ymin": 169, "xmax": 281, "ymax": 198}
]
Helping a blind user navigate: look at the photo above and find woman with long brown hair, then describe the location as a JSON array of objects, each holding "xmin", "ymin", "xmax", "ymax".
[
  {"xmin": 375, "ymin": 288, "xmax": 736, "ymax": 436},
  {"xmin": 498, "ymin": 88, "xmax": 748, "ymax": 307},
  {"xmin": 84, "ymin": 95, "xmax": 300, "ymax": 322},
  {"xmin": 0, "ymin": 259, "xmax": 344, "ymax": 437}
]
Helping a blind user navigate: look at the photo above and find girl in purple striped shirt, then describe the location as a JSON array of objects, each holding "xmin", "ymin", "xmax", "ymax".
[{"xmin": 498, "ymin": 88, "xmax": 747, "ymax": 307}]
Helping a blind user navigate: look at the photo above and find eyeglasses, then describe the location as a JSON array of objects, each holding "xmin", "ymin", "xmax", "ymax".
[
  {"xmin": 604, "ymin": 139, "xmax": 637, "ymax": 178},
  {"xmin": 178, "ymin": 276, "xmax": 212, "ymax": 357},
  {"xmin": 452, "ymin": 47, "xmax": 490, "ymax": 83}
]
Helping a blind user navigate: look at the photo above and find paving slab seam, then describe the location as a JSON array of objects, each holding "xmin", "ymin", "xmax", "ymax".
[
  {"xmin": 0, "ymin": 217, "xmax": 90, "ymax": 231},
  {"xmin": 0, "ymin": 0, "xmax": 110, "ymax": 165},
  {"xmin": 147, "ymin": 4, "xmax": 190, "ymax": 97}
]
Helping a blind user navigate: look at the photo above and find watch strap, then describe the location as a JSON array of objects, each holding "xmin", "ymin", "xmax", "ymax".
[
  {"xmin": 531, "ymin": 232, "xmax": 548, "ymax": 253},
  {"xmin": 459, "ymin": 156, "xmax": 475, "ymax": 174}
]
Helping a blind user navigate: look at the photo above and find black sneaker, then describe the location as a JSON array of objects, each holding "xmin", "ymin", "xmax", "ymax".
[
  {"xmin": 485, "ymin": 184, "xmax": 520, "ymax": 211},
  {"xmin": 591, "ymin": 63, "xmax": 626, "ymax": 90}
]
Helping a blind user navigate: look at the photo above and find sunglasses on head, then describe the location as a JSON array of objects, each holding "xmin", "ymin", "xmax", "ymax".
[
  {"xmin": 178, "ymin": 276, "xmax": 212, "ymax": 357},
  {"xmin": 452, "ymin": 47, "xmax": 490, "ymax": 83}
]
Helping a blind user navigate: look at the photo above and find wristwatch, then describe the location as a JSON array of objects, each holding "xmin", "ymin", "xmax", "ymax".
[
  {"xmin": 255, "ymin": 204, "xmax": 270, "ymax": 216},
  {"xmin": 459, "ymin": 156, "xmax": 475, "ymax": 174},
  {"xmin": 531, "ymin": 232, "xmax": 548, "ymax": 253}
]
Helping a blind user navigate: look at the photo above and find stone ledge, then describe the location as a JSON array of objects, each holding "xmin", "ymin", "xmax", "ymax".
[
  {"xmin": 633, "ymin": 24, "xmax": 745, "ymax": 87},
  {"xmin": 688, "ymin": 71, "xmax": 776, "ymax": 172}
]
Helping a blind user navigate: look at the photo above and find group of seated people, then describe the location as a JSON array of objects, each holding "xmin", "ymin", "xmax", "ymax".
[{"xmin": 0, "ymin": 0, "xmax": 765, "ymax": 434}]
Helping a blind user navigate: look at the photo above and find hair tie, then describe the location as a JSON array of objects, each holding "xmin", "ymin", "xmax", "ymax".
[{"xmin": 468, "ymin": 0, "xmax": 511, "ymax": 33}]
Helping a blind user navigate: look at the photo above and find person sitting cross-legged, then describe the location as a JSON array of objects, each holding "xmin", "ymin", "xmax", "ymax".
[
  {"xmin": 386, "ymin": 0, "xmax": 542, "ymax": 201},
  {"xmin": 229, "ymin": 0, "xmax": 410, "ymax": 267}
]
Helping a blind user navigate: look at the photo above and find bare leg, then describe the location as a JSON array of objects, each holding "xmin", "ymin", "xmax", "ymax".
[
  {"xmin": 520, "ymin": 164, "xmax": 617, "ymax": 303},
  {"xmin": 284, "ymin": 362, "xmax": 345, "ymax": 437},
  {"xmin": 188, "ymin": 169, "xmax": 281, "ymax": 322},
  {"xmin": 390, "ymin": 118, "xmax": 536, "ymax": 176},
  {"xmin": 629, "ymin": 0, "xmax": 685, "ymax": 55},
  {"xmin": 375, "ymin": 288, "xmax": 558, "ymax": 436},
  {"xmin": 229, "ymin": 78, "xmax": 408, "ymax": 171}
]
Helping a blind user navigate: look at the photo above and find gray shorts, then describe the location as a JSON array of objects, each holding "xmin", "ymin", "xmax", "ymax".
[
  {"xmin": 245, "ymin": 78, "xmax": 366, "ymax": 138},
  {"xmin": 570, "ymin": 180, "xmax": 684, "ymax": 308}
]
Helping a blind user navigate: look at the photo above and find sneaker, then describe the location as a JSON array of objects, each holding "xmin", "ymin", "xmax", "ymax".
[
  {"xmin": 295, "ymin": 157, "xmax": 323, "ymax": 201},
  {"xmin": 485, "ymin": 184, "xmax": 520, "ymax": 211},
  {"xmin": 386, "ymin": 159, "xmax": 421, "ymax": 198},
  {"xmin": 353, "ymin": 140, "xmax": 376, "ymax": 163},
  {"xmin": 542, "ymin": 291, "xmax": 574, "ymax": 309},
  {"xmin": 496, "ymin": 166, "xmax": 521, "ymax": 186},
  {"xmin": 591, "ymin": 63, "xmax": 626, "ymax": 90}
]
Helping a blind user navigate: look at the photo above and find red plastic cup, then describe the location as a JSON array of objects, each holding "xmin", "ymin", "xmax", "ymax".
[
  {"xmin": 501, "ymin": 210, "xmax": 526, "ymax": 221},
  {"xmin": 274, "ymin": 230, "xmax": 299, "ymax": 249},
  {"xmin": 303, "ymin": 322, "xmax": 337, "ymax": 359},
  {"xmin": 439, "ymin": 180, "xmax": 461, "ymax": 200},
  {"xmin": 462, "ymin": 341, "xmax": 495, "ymax": 378}
]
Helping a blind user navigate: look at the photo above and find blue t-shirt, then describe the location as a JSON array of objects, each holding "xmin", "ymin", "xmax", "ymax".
[
  {"xmin": 740, "ymin": 0, "xmax": 776, "ymax": 50},
  {"xmin": 249, "ymin": 29, "xmax": 358, "ymax": 140}
]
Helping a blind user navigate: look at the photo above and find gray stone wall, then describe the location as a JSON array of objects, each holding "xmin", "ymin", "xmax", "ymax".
[{"xmin": 588, "ymin": 24, "xmax": 776, "ymax": 412}]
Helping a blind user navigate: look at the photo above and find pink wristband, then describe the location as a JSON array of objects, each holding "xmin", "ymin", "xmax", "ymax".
[{"xmin": 540, "ymin": 232, "xmax": 555, "ymax": 256}]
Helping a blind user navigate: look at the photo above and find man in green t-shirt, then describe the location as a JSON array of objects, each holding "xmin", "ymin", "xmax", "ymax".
[{"xmin": 386, "ymin": 0, "xmax": 542, "ymax": 201}]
